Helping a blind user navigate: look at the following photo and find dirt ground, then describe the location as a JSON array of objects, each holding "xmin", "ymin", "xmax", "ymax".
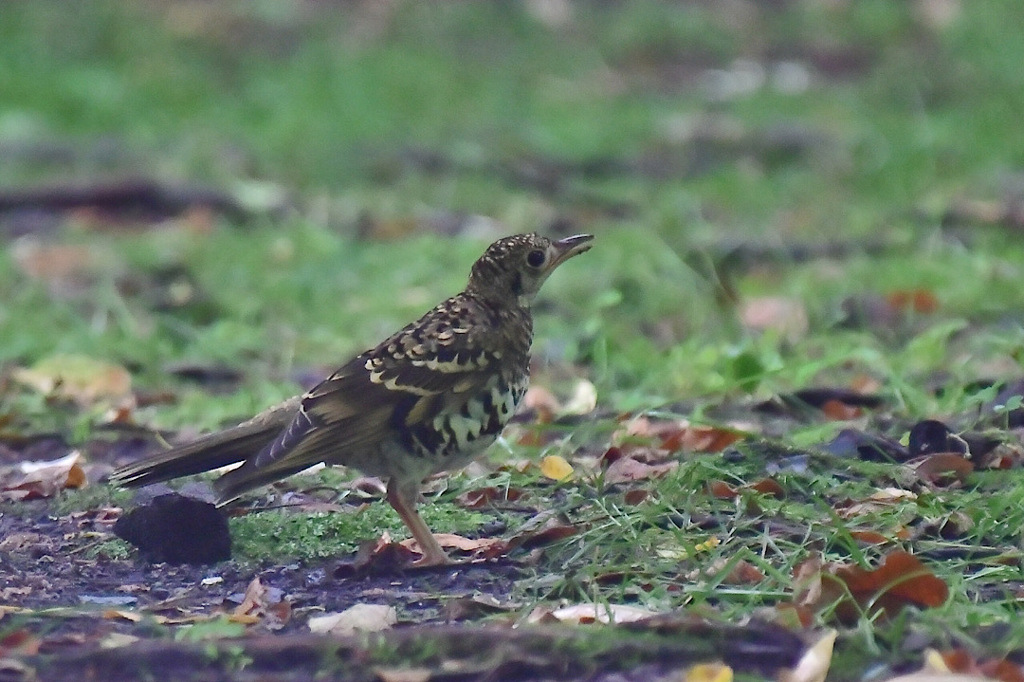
[{"xmin": 0, "ymin": 499, "xmax": 804, "ymax": 681}]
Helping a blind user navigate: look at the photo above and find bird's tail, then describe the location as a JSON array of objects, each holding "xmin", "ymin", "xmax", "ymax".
[{"xmin": 108, "ymin": 397, "xmax": 300, "ymax": 490}]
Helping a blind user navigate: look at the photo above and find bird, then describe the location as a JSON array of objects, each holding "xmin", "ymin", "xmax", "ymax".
[{"xmin": 109, "ymin": 232, "xmax": 594, "ymax": 566}]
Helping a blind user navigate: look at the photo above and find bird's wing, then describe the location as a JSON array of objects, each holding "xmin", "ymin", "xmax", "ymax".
[{"xmin": 215, "ymin": 300, "xmax": 504, "ymax": 499}]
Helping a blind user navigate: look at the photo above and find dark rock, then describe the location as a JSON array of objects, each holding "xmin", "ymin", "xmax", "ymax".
[{"xmin": 113, "ymin": 493, "xmax": 231, "ymax": 565}]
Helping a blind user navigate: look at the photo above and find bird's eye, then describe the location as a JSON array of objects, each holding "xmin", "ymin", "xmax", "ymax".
[{"xmin": 526, "ymin": 249, "xmax": 546, "ymax": 268}]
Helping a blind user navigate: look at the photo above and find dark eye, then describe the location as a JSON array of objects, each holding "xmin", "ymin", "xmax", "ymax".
[{"xmin": 526, "ymin": 249, "xmax": 546, "ymax": 268}]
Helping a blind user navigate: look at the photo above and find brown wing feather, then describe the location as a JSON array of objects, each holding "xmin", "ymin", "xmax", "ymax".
[{"xmin": 214, "ymin": 298, "xmax": 503, "ymax": 501}]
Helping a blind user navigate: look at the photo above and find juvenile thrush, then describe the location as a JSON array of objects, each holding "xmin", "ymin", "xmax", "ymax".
[{"xmin": 109, "ymin": 233, "xmax": 593, "ymax": 566}]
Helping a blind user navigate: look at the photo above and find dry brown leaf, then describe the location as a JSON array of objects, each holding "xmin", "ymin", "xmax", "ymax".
[
  {"xmin": 848, "ymin": 530, "xmax": 892, "ymax": 545},
  {"xmin": 710, "ymin": 480, "xmax": 739, "ymax": 499},
  {"xmin": 936, "ymin": 648, "xmax": 1024, "ymax": 682},
  {"xmin": 456, "ymin": 486, "xmax": 525, "ymax": 509},
  {"xmin": 496, "ymin": 512, "xmax": 578, "ymax": 556},
  {"xmin": 835, "ymin": 488, "xmax": 918, "ymax": 519},
  {"xmin": 709, "ymin": 477, "xmax": 783, "ymax": 500},
  {"xmin": 725, "ymin": 559, "xmax": 766, "ymax": 585},
  {"xmin": 821, "ymin": 399, "xmax": 863, "ymax": 421},
  {"xmin": 617, "ymin": 417, "xmax": 742, "ymax": 454},
  {"xmin": 796, "ymin": 551, "xmax": 948, "ymax": 623},
  {"xmin": 443, "ymin": 594, "xmax": 519, "ymax": 621},
  {"xmin": 886, "ymin": 288, "xmax": 939, "ymax": 314},
  {"xmin": 231, "ymin": 576, "xmax": 290, "ymax": 629},
  {"xmin": 774, "ymin": 603, "xmax": 815, "ymax": 630},
  {"xmin": 99, "ymin": 632, "xmax": 139, "ymax": 649},
  {"xmin": 0, "ymin": 451, "xmax": 86, "ymax": 501},
  {"xmin": 399, "ymin": 533, "xmax": 504, "ymax": 554},
  {"xmin": 912, "ymin": 453, "xmax": 974, "ymax": 485},
  {"xmin": 605, "ymin": 456, "xmax": 678, "ymax": 485},
  {"xmin": 522, "ymin": 385, "xmax": 560, "ymax": 423},
  {"xmin": 623, "ymin": 488, "xmax": 651, "ymax": 505},
  {"xmin": 0, "ymin": 629, "xmax": 41, "ymax": 657},
  {"xmin": 701, "ymin": 558, "xmax": 766, "ymax": 585},
  {"xmin": 665, "ymin": 425, "xmax": 742, "ymax": 453}
]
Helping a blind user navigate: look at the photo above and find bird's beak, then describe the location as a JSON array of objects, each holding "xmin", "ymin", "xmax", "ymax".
[{"xmin": 550, "ymin": 233, "xmax": 594, "ymax": 269}]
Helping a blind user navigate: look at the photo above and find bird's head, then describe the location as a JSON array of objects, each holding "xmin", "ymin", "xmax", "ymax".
[{"xmin": 466, "ymin": 233, "xmax": 594, "ymax": 305}]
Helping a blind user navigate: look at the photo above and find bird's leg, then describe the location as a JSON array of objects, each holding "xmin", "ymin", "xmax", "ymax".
[{"xmin": 386, "ymin": 477, "xmax": 452, "ymax": 567}]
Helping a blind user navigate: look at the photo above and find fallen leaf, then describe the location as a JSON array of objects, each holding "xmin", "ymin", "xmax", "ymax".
[
  {"xmin": 749, "ymin": 478, "xmax": 785, "ymax": 497},
  {"xmin": 605, "ymin": 455, "xmax": 678, "ymax": 485},
  {"xmin": 528, "ymin": 603, "xmax": 657, "ymax": 625},
  {"xmin": 686, "ymin": 662, "xmax": 733, "ymax": 682},
  {"xmin": 373, "ymin": 668, "xmax": 432, "ymax": 682},
  {"xmin": 623, "ymin": 488, "xmax": 651, "ymax": 505},
  {"xmin": 657, "ymin": 536, "xmax": 721, "ymax": 561},
  {"xmin": 522, "ymin": 385, "xmax": 560, "ymax": 423},
  {"xmin": 838, "ymin": 550, "xmax": 950, "ymax": 608},
  {"xmin": 308, "ymin": 604, "xmax": 397, "ymax": 635},
  {"xmin": 11, "ymin": 240, "xmax": 98, "ymax": 290},
  {"xmin": 399, "ymin": 533, "xmax": 504, "ymax": 555},
  {"xmin": 540, "ymin": 454, "xmax": 574, "ymax": 481},
  {"xmin": 739, "ymin": 296, "xmax": 808, "ymax": 341},
  {"xmin": 103, "ymin": 610, "xmax": 146, "ymax": 623},
  {"xmin": 456, "ymin": 486, "xmax": 526, "ymax": 508},
  {"xmin": 12, "ymin": 354, "xmax": 132, "ymax": 406},
  {"xmin": 779, "ymin": 629, "xmax": 836, "ymax": 682},
  {"xmin": 936, "ymin": 648, "xmax": 1024, "ymax": 682},
  {"xmin": 912, "ymin": 453, "xmax": 974, "ymax": 485},
  {"xmin": 0, "ymin": 629, "xmax": 41, "ymax": 656},
  {"xmin": 333, "ymin": 532, "xmax": 420, "ymax": 576},
  {"xmin": 495, "ymin": 512, "xmax": 578, "ymax": 557},
  {"xmin": 886, "ymin": 288, "xmax": 939, "ymax": 314},
  {"xmin": 701, "ymin": 558, "xmax": 765, "ymax": 585},
  {"xmin": 618, "ymin": 417, "xmax": 743, "ymax": 454},
  {"xmin": 881, "ymin": 647, "xmax": 1023, "ymax": 682},
  {"xmin": 848, "ymin": 530, "xmax": 892, "ymax": 545},
  {"xmin": 821, "ymin": 399, "xmax": 862, "ymax": 420},
  {"xmin": 662, "ymin": 424, "xmax": 742, "ymax": 453},
  {"xmin": 797, "ymin": 550, "xmax": 948, "ymax": 622},
  {"xmin": 710, "ymin": 481, "xmax": 739, "ymax": 498},
  {"xmin": 0, "ymin": 451, "xmax": 86, "ymax": 501},
  {"xmin": 231, "ymin": 577, "xmax": 290, "ymax": 629},
  {"xmin": 725, "ymin": 559, "xmax": 766, "ymax": 585},
  {"xmin": 443, "ymin": 595, "xmax": 519, "ymax": 621},
  {"xmin": 709, "ymin": 477, "xmax": 783, "ymax": 500},
  {"xmin": 835, "ymin": 488, "xmax": 918, "ymax": 519},
  {"xmin": 562, "ymin": 379, "xmax": 597, "ymax": 415},
  {"xmin": 99, "ymin": 633, "xmax": 139, "ymax": 649}
]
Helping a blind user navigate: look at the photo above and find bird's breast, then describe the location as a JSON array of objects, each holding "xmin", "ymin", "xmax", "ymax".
[{"xmin": 404, "ymin": 373, "xmax": 527, "ymax": 467}]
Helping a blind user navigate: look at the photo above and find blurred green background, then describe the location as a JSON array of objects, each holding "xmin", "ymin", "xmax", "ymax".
[{"xmin": 2, "ymin": 0, "xmax": 1023, "ymax": 426}]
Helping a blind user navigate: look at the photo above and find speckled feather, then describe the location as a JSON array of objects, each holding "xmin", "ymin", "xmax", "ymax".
[
  {"xmin": 230, "ymin": 292, "xmax": 531, "ymax": 489},
  {"xmin": 109, "ymin": 232, "xmax": 593, "ymax": 565}
]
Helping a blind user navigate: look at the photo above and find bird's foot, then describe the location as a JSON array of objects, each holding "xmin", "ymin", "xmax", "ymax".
[{"xmin": 411, "ymin": 546, "xmax": 454, "ymax": 567}]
